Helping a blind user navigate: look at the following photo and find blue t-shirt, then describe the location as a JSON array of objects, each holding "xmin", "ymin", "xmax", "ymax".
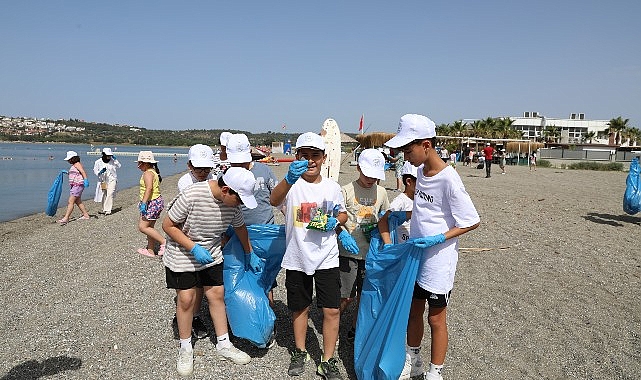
[{"xmin": 241, "ymin": 162, "xmax": 278, "ymax": 225}]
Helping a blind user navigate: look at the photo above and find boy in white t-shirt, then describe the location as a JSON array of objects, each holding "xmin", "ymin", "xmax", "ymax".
[
  {"xmin": 388, "ymin": 161, "xmax": 417, "ymax": 243},
  {"xmin": 379, "ymin": 114, "xmax": 480, "ymax": 380},
  {"xmin": 338, "ymin": 149, "xmax": 390, "ymax": 342},
  {"xmin": 270, "ymin": 132, "xmax": 358, "ymax": 380}
]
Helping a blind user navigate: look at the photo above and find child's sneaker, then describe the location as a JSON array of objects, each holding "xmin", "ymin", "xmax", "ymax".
[
  {"xmin": 398, "ymin": 353, "xmax": 411, "ymax": 379},
  {"xmin": 410, "ymin": 353, "xmax": 424, "ymax": 378},
  {"xmin": 217, "ymin": 345, "xmax": 250, "ymax": 364},
  {"xmin": 176, "ymin": 347, "xmax": 193, "ymax": 377},
  {"xmin": 425, "ymin": 373, "xmax": 443, "ymax": 380},
  {"xmin": 288, "ymin": 348, "xmax": 310, "ymax": 376},
  {"xmin": 317, "ymin": 357, "xmax": 342, "ymax": 380}
]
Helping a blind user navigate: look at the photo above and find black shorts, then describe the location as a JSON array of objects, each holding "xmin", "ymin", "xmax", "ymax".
[
  {"xmin": 285, "ymin": 268, "xmax": 340, "ymax": 311},
  {"xmin": 339, "ymin": 256, "xmax": 365, "ymax": 299},
  {"xmin": 165, "ymin": 264, "xmax": 224, "ymax": 290},
  {"xmin": 412, "ymin": 283, "xmax": 451, "ymax": 308}
]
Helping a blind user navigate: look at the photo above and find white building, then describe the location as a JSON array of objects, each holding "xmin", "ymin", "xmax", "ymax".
[{"xmin": 511, "ymin": 112, "xmax": 610, "ymax": 144}]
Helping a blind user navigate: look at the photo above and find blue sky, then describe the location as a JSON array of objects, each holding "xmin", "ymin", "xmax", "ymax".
[{"xmin": 2, "ymin": 1, "xmax": 640, "ymax": 134}]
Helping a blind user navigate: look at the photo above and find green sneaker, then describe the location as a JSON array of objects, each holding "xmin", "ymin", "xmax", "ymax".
[
  {"xmin": 317, "ymin": 357, "xmax": 342, "ymax": 380},
  {"xmin": 288, "ymin": 348, "xmax": 310, "ymax": 376}
]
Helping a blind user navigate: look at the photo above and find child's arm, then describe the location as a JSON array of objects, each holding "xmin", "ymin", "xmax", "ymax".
[
  {"xmin": 233, "ymin": 224, "xmax": 252, "ymax": 254},
  {"xmin": 443, "ymin": 224, "xmax": 480, "ymax": 240},
  {"xmin": 234, "ymin": 224, "xmax": 265, "ymax": 273},
  {"xmin": 270, "ymin": 160, "xmax": 308, "ymax": 206},
  {"xmin": 270, "ymin": 179, "xmax": 291, "ymax": 207},
  {"xmin": 141, "ymin": 171, "xmax": 154, "ymax": 202},
  {"xmin": 76, "ymin": 162, "xmax": 90, "ymax": 187},
  {"xmin": 162, "ymin": 217, "xmax": 195, "ymax": 250},
  {"xmin": 378, "ymin": 210, "xmax": 411, "ymax": 245}
]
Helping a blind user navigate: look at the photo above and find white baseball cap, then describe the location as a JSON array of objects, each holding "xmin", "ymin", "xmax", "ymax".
[
  {"xmin": 222, "ymin": 167, "xmax": 257, "ymax": 209},
  {"xmin": 226, "ymin": 134, "xmax": 252, "ymax": 164},
  {"xmin": 219, "ymin": 132, "xmax": 233, "ymax": 146},
  {"xmin": 401, "ymin": 161, "xmax": 418, "ymax": 177},
  {"xmin": 358, "ymin": 148, "xmax": 386, "ymax": 180},
  {"xmin": 385, "ymin": 114, "xmax": 436, "ymax": 148},
  {"xmin": 188, "ymin": 144, "xmax": 215, "ymax": 167},
  {"xmin": 102, "ymin": 147, "xmax": 113, "ymax": 155},
  {"xmin": 63, "ymin": 151, "xmax": 78, "ymax": 161},
  {"xmin": 295, "ymin": 132, "xmax": 325, "ymax": 151}
]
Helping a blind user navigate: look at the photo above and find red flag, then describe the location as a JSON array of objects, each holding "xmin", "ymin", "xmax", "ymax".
[{"xmin": 359, "ymin": 114, "xmax": 364, "ymax": 132}]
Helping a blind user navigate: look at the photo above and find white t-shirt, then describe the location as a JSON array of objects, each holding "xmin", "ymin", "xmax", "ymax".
[
  {"xmin": 163, "ymin": 181, "xmax": 244, "ymax": 273},
  {"xmin": 389, "ymin": 192, "xmax": 413, "ymax": 243},
  {"xmin": 281, "ymin": 177, "xmax": 346, "ymax": 275},
  {"xmin": 410, "ymin": 165, "xmax": 480, "ymax": 293},
  {"xmin": 177, "ymin": 171, "xmax": 215, "ymax": 192}
]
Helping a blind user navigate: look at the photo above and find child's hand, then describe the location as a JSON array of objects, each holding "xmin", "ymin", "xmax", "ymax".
[
  {"xmin": 139, "ymin": 202, "xmax": 147, "ymax": 214},
  {"xmin": 190, "ymin": 244, "xmax": 214, "ymax": 265},
  {"xmin": 285, "ymin": 160, "xmax": 309, "ymax": 184},
  {"xmin": 324, "ymin": 216, "xmax": 338, "ymax": 232},
  {"xmin": 83, "ymin": 178, "xmax": 89, "ymax": 188},
  {"xmin": 409, "ymin": 234, "xmax": 446, "ymax": 249},
  {"xmin": 245, "ymin": 250, "xmax": 265, "ymax": 274},
  {"xmin": 338, "ymin": 230, "xmax": 359, "ymax": 254}
]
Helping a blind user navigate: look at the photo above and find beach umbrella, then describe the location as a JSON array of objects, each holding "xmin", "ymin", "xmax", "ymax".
[{"xmin": 45, "ymin": 170, "xmax": 67, "ymax": 217}]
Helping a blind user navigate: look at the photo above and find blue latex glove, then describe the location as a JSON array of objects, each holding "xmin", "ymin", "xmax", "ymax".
[
  {"xmin": 338, "ymin": 230, "xmax": 359, "ymax": 254},
  {"xmin": 245, "ymin": 250, "xmax": 265, "ymax": 273},
  {"xmin": 387, "ymin": 211, "xmax": 407, "ymax": 225},
  {"xmin": 98, "ymin": 168, "xmax": 106, "ymax": 175},
  {"xmin": 285, "ymin": 160, "xmax": 309, "ymax": 184},
  {"xmin": 139, "ymin": 202, "xmax": 147, "ymax": 214},
  {"xmin": 324, "ymin": 216, "xmax": 338, "ymax": 232},
  {"xmin": 111, "ymin": 155, "xmax": 117, "ymax": 161},
  {"xmin": 409, "ymin": 234, "xmax": 446, "ymax": 249},
  {"xmin": 382, "ymin": 243, "xmax": 394, "ymax": 250},
  {"xmin": 83, "ymin": 178, "xmax": 89, "ymax": 188},
  {"xmin": 190, "ymin": 244, "xmax": 214, "ymax": 265}
]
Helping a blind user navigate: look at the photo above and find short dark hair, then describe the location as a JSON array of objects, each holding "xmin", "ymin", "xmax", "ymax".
[
  {"xmin": 402, "ymin": 174, "xmax": 416, "ymax": 186},
  {"xmin": 68, "ymin": 156, "xmax": 80, "ymax": 164}
]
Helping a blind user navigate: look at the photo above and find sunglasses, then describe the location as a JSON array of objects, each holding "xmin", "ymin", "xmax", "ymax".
[{"xmin": 193, "ymin": 167, "xmax": 213, "ymax": 174}]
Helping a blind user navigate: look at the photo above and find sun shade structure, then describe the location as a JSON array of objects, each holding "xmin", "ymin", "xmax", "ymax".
[{"xmin": 355, "ymin": 132, "xmax": 397, "ymax": 148}]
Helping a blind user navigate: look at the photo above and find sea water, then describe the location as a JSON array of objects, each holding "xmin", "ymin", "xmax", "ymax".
[{"xmin": 0, "ymin": 142, "xmax": 189, "ymax": 222}]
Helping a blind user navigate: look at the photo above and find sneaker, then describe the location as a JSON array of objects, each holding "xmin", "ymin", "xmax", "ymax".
[
  {"xmin": 398, "ymin": 353, "xmax": 411, "ymax": 380},
  {"xmin": 217, "ymin": 345, "xmax": 250, "ymax": 365},
  {"xmin": 57, "ymin": 219, "xmax": 68, "ymax": 225},
  {"xmin": 317, "ymin": 357, "xmax": 342, "ymax": 380},
  {"xmin": 425, "ymin": 373, "xmax": 443, "ymax": 380},
  {"xmin": 288, "ymin": 348, "xmax": 310, "ymax": 376},
  {"xmin": 410, "ymin": 354, "xmax": 424, "ymax": 378},
  {"xmin": 192, "ymin": 316, "xmax": 208, "ymax": 339},
  {"xmin": 176, "ymin": 347, "xmax": 194, "ymax": 377}
]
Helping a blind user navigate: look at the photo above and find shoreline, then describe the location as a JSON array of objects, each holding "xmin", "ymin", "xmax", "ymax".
[{"xmin": 1, "ymin": 162, "xmax": 640, "ymax": 379}]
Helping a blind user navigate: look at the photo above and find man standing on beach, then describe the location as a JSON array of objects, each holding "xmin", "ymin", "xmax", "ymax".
[{"xmin": 483, "ymin": 142, "xmax": 495, "ymax": 178}]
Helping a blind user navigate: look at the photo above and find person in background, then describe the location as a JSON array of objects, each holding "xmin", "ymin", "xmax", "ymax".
[
  {"xmin": 530, "ymin": 151, "xmax": 537, "ymax": 171},
  {"xmin": 213, "ymin": 131, "xmax": 232, "ymax": 177},
  {"xmin": 380, "ymin": 114, "xmax": 480, "ymax": 380},
  {"xmin": 338, "ymin": 148, "xmax": 389, "ymax": 343},
  {"xmin": 499, "ymin": 149, "xmax": 507, "ymax": 174},
  {"xmin": 58, "ymin": 151, "xmax": 90, "ymax": 225},
  {"xmin": 136, "ymin": 150, "xmax": 166, "ymax": 258},
  {"xmin": 162, "ymin": 167, "xmax": 257, "ymax": 377},
  {"xmin": 177, "ymin": 144, "xmax": 216, "ymax": 192},
  {"xmin": 449, "ymin": 151, "xmax": 457, "ymax": 169},
  {"xmin": 173, "ymin": 143, "xmax": 217, "ymax": 341},
  {"xmin": 386, "ymin": 149, "xmax": 404, "ymax": 191},
  {"xmin": 93, "ymin": 147, "xmax": 121, "ymax": 215},
  {"xmin": 483, "ymin": 142, "xmax": 495, "ymax": 178},
  {"xmin": 388, "ymin": 161, "xmax": 418, "ymax": 243}
]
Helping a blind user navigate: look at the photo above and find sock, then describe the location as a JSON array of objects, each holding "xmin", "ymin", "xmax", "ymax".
[
  {"xmin": 407, "ymin": 345, "xmax": 421, "ymax": 359},
  {"xmin": 216, "ymin": 333, "xmax": 232, "ymax": 350},
  {"xmin": 429, "ymin": 363, "xmax": 443, "ymax": 375},
  {"xmin": 179, "ymin": 337, "xmax": 192, "ymax": 351}
]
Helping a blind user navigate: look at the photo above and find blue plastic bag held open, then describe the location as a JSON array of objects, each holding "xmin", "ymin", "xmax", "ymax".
[
  {"xmin": 45, "ymin": 170, "xmax": 67, "ymax": 216},
  {"xmin": 222, "ymin": 224, "xmax": 286, "ymax": 348},
  {"xmin": 354, "ymin": 218, "xmax": 423, "ymax": 380},
  {"xmin": 623, "ymin": 157, "xmax": 641, "ymax": 215}
]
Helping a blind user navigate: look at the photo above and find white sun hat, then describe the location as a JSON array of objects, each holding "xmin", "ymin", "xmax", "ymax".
[
  {"xmin": 226, "ymin": 134, "xmax": 252, "ymax": 164},
  {"xmin": 188, "ymin": 144, "xmax": 215, "ymax": 167},
  {"xmin": 222, "ymin": 167, "xmax": 257, "ymax": 209}
]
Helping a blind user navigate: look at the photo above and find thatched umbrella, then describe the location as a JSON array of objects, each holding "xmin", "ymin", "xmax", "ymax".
[
  {"xmin": 341, "ymin": 133, "xmax": 358, "ymax": 144},
  {"xmin": 355, "ymin": 132, "xmax": 397, "ymax": 148},
  {"xmin": 506, "ymin": 142, "xmax": 544, "ymax": 154}
]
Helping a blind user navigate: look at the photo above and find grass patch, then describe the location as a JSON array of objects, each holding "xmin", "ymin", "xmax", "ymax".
[
  {"xmin": 538, "ymin": 159, "xmax": 552, "ymax": 168},
  {"xmin": 567, "ymin": 161, "xmax": 624, "ymax": 171}
]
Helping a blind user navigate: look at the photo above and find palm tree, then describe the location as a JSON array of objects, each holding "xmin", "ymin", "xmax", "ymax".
[
  {"xmin": 495, "ymin": 117, "xmax": 515, "ymax": 139},
  {"xmin": 583, "ymin": 131, "xmax": 596, "ymax": 144},
  {"xmin": 608, "ymin": 116, "xmax": 629, "ymax": 145},
  {"xmin": 542, "ymin": 125, "xmax": 560, "ymax": 143},
  {"xmin": 450, "ymin": 120, "xmax": 466, "ymax": 137}
]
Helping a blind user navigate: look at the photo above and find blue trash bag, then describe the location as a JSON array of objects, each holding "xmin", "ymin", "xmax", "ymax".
[
  {"xmin": 624, "ymin": 157, "xmax": 641, "ymax": 215},
  {"xmin": 45, "ymin": 170, "xmax": 67, "ymax": 216},
  {"xmin": 222, "ymin": 224, "xmax": 286, "ymax": 348},
  {"xmin": 354, "ymin": 219, "xmax": 422, "ymax": 380}
]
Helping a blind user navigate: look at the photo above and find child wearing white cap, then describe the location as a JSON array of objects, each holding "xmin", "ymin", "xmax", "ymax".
[
  {"xmin": 379, "ymin": 114, "xmax": 481, "ymax": 380},
  {"xmin": 270, "ymin": 132, "xmax": 358, "ymax": 379},
  {"xmin": 162, "ymin": 166, "xmax": 258, "ymax": 377},
  {"xmin": 338, "ymin": 148, "xmax": 390, "ymax": 342},
  {"xmin": 136, "ymin": 150, "xmax": 166, "ymax": 257},
  {"xmin": 93, "ymin": 147, "xmax": 121, "ymax": 215},
  {"xmin": 389, "ymin": 161, "xmax": 418, "ymax": 244},
  {"xmin": 177, "ymin": 144, "xmax": 216, "ymax": 192}
]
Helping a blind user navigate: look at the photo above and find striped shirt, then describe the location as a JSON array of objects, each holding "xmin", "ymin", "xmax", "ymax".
[{"xmin": 162, "ymin": 181, "xmax": 244, "ymax": 272}]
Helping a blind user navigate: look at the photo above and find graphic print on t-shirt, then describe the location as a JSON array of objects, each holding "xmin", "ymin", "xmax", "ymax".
[{"xmin": 293, "ymin": 200, "xmax": 336, "ymax": 228}]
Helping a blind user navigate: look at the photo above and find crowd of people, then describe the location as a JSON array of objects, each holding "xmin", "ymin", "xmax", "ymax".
[{"xmin": 56, "ymin": 113, "xmax": 481, "ymax": 380}]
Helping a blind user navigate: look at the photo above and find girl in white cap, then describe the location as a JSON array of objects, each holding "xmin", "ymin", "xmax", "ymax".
[
  {"xmin": 58, "ymin": 151, "xmax": 90, "ymax": 225},
  {"xmin": 136, "ymin": 150, "xmax": 166, "ymax": 257}
]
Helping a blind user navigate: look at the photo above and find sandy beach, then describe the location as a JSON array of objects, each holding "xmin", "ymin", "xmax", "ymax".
[{"xmin": 1, "ymin": 157, "xmax": 640, "ymax": 380}]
